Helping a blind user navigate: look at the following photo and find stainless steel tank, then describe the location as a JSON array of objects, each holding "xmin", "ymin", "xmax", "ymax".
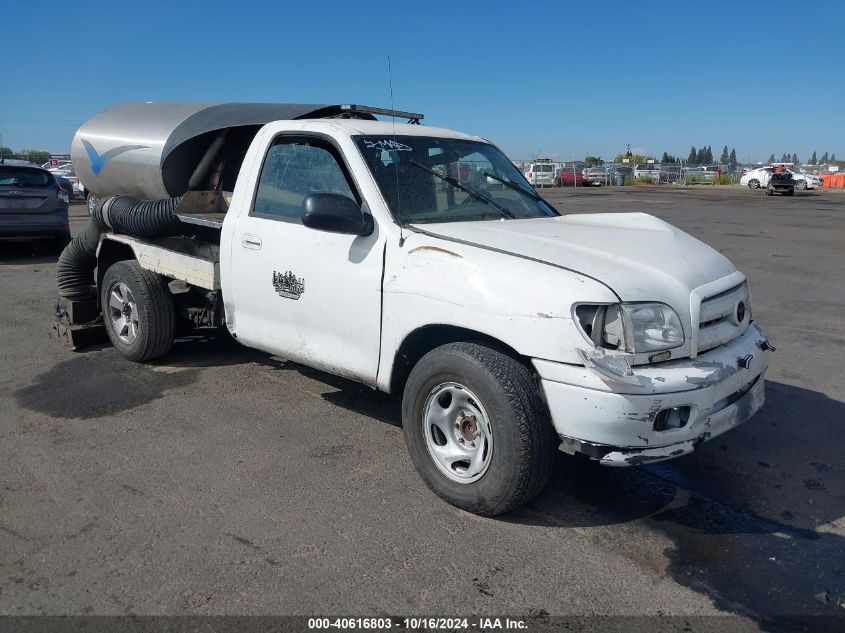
[{"xmin": 70, "ymin": 102, "xmax": 363, "ymax": 199}]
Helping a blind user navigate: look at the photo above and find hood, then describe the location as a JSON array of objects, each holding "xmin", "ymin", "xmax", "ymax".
[{"xmin": 411, "ymin": 213, "xmax": 737, "ymax": 303}]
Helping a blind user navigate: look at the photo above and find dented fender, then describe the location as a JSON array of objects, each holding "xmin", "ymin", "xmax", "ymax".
[{"xmin": 375, "ymin": 230, "xmax": 618, "ymax": 391}]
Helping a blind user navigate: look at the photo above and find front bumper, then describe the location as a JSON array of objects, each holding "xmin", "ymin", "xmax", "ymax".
[{"xmin": 534, "ymin": 322, "xmax": 771, "ymax": 466}]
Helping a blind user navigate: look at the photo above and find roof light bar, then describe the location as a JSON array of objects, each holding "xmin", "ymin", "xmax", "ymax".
[{"xmin": 340, "ymin": 104, "xmax": 424, "ymax": 124}]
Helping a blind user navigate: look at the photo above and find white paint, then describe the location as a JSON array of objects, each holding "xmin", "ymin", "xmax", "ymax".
[
  {"xmin": 115, "ymin": 117, "xmax": 770, "ymax": 465},
  {"xmin": 540, "ymin": 326, "xmax": 768, "ymax": 458},
  {"xmin": 100, "ymin": 234, "xmax": 219, "ymax": 290}
]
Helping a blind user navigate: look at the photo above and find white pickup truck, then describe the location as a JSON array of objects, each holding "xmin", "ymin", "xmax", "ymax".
[{"xmin": 63, "ymin": 103, "xmax": 772, "ymax": 515}]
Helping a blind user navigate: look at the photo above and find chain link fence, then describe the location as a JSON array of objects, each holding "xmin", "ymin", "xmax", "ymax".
[{"xmin": 513, "ymin": 159, "xmax": 746, "ymax": 187}]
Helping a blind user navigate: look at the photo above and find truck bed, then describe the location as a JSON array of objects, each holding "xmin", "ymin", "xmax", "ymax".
[
  {"xmin": 176, "ymin": 212, "xmax": 226, "ymax": 230},
  {"xmin": 101, "ymin": 233, "xmax": 220, "ymax": 290},
  {"xmin": 172, "ymin": 190, "xmax": 231, "ymax": 231}
]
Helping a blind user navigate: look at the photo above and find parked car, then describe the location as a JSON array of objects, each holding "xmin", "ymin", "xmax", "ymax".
[
  {"xmin": 0, "ymin": 163, "xmax": 71, "ymax": 251},
  {"xmin": 524, "ymin": 162, "xmax": 556, "ymax": 187},
  {"xmin": 741, "ymin": 165, "xmax": 818, "ymax": 191},
  {"xmin": 740, "ymin": 167, "xmax": 772, "ymax": 189},
  {"xmin": 554, "ymin": 167, "xmax": 587, "ymax": 187},
  {"xmin": 610, "ymin": 165, "xmax": 633, "ymax": 183},
  {"xmin": 685, "ymin": 166, "xmax": 718, "ymax": 182},
  {"xmin": 767, "ymin": 171, "xmax": 795, "ymax": 196},
  {"xmin": 634, "ymin": 163, "xmax": 661, "ymax": 179},
  {"xmin": 789, "ymin": 170, "xmax": 822, "ymax": 190},
  {"xmin": 582, "ymin": 166, "xmax": 610, "ymax": 186},
  {"xmin": 46, "ymin": 163, "xmax": 86, "ymax": 199}
]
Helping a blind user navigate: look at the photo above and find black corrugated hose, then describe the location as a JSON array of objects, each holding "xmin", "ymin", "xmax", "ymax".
[{"xmin": 56, "ymin": 196, "xmax": 183, "ymax": 299}]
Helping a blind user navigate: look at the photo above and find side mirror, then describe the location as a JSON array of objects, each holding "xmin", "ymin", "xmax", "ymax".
[{"xmin": 301, "ymin": 194, "xmax": 373, "ymax": 236}]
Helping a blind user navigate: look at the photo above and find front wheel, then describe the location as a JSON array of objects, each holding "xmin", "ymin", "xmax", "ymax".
[
  {"xmin": 101, "ymin": 260, "xmax": 175, "ymax": 362},
  {"xmin": 748, "ymin": 179, "xmax": 760, "ymax": 189},
  {"xmin": 795, "ymin": 180, "xmax": 806, "ymax": 190},
  {"xmin": 402, "ymin": 342, "xmax": 556, "ymax": 516}
]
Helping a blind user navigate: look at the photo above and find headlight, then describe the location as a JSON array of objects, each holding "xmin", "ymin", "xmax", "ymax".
[{"xmin": 576, "ymin": 302, "xmax": 685, "ymax": 353}]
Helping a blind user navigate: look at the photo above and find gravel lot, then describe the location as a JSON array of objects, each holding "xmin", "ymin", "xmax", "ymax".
[{"xmin": 1, "ymin": 185, "xmax": 843, "ymax": 630}]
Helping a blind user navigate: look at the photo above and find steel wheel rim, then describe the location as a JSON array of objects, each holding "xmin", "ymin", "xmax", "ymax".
[
  {"xmin": 107, "ymin": 281, "xmax": 139, "ymax": 344},
  {"xmin": 422, "ymin": 382, "xmax": 493, "ymax": 484}
]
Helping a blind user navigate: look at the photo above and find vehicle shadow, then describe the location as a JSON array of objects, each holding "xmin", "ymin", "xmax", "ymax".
[
  {"xmin": 255, "ymin": 355, "xmax": 402, "ymax": 428},
  {"xmin": 151, "ymin": 328, "xmax": 268, "ymax": 368},
  {"xmin": 0, "ymin": 239, "xmax": 59, "ymax": 265},
  {"xmin": 503, "ymin": 381, "xmax": 845, "ymax": 623}
]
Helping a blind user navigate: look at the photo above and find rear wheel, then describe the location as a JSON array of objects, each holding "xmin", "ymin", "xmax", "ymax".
[
  {"xmin": 402, "ymin": 342, "xmax": 556, "ymax": 516},
  {"xmin": 101, "ymin": 260, "xmax": 175, "ymax": 362},
  {"xmin": 748, "ymin": 179, "xmax": 760, "ymax": 189}
]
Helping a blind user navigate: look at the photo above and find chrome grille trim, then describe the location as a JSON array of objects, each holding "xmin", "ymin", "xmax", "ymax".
[{"xmin": 697, "ymin": 283, "xmax": 750, "ymax": 353}]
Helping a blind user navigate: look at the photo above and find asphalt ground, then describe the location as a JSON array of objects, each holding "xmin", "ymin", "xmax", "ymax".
[{"xmin": 1, "ymin": 185, "xmax": 843, "ymax": 632}]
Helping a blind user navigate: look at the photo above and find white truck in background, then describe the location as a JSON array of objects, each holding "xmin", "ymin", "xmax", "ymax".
[{"xmin": 60, "ymin": 102, "xmax": 773, "ymax": 515}]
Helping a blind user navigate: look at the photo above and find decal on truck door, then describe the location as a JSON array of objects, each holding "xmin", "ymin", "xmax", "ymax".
[{"xmin": 273, "ymin": 271, "xmax": 305, "ymax": 300}]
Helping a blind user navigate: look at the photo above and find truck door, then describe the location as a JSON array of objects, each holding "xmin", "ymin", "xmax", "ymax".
[{"xmin": 226, "ymin": 134, "xmax": 384, "ymax": 384}]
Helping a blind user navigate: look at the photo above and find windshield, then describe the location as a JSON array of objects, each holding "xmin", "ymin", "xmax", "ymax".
[{"xmin": 354, "ymin": 136, "xmax": 557, "ymax": 224}]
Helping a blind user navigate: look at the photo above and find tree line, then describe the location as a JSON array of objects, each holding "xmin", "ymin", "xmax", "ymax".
[
  {"xmin": 612, "ymin": 145, "xmax": 740, "ymax": 168},
  {"xmin": 0, "ymin": 146, "xmax": 53, "ymax": 165},
  {"xmin": 674, "ymin": 146, "xmax": 738, "ymax": 168}
]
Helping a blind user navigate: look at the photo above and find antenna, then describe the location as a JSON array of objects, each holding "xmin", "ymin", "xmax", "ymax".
[{"xmin": 388, "ymin": 55, "xmax": 404, "ymax": 244}]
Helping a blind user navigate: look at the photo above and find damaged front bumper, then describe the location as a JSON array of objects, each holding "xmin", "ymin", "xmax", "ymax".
[{"xmin": 534, "ymin": 322, "xmax": 771, "ymax": 466}]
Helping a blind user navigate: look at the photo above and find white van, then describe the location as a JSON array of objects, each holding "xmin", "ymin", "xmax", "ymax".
[
  {"xmin": 634, "ymin": 163, "xmax": 661, "ymax": 179},
  {"xmin": 524, "ymin": 162, "xmax": 556, "ymax": 187}
]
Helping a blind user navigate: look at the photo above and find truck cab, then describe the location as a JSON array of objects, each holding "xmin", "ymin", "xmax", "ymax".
[{"xmin": 63, "ymin": 103, "xmax": 773, "ymax": 515}]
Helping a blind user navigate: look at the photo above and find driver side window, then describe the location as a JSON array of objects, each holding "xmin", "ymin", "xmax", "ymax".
[{"xmin": 252, "ymin": 138, "xmax": 357, "ymax": 222}]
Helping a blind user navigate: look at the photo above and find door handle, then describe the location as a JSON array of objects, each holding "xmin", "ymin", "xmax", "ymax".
[{"xmin": 242, "ymin": 234, "xmax": 262, "ymax": 250}]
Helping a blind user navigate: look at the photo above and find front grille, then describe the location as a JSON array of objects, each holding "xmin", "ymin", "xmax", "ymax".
[{"xmin": 697, "ymin": 283, "xmax": 750, "ymax": 353}]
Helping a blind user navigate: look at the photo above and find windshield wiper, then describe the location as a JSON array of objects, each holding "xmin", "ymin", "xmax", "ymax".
[
  {"xmin": 482, "ymin": 172, "xmax": 543, "ymax": 202},
  {"xmin": 409, "ymin": 160, "xmax": 515, "ymax": 219}
]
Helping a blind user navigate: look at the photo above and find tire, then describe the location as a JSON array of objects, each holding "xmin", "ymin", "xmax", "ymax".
[
  {"xmin": 101, "ymin": 260, "xmax": 175, "ymax": 362},
  {"xmin": 553, "ymin": 179, "xmax": 561, "ymax": 187},
  {"xmin": 795, "ymin": 180, "xmax": 806, "ymax": 190},
  {"xmin": 402, "ymin": 342, "xmax": 556, "ymax": 516},
  {"xmin": 748, "ymin": 179, "xmax": 760, "ymax": 189},
  {"xmin": 787, "ymin": 189, "xmax": 795, "ymax": 196},
  {"xmin": 766, "ymin": 188, "xmax": 773, "ymax": 196}
]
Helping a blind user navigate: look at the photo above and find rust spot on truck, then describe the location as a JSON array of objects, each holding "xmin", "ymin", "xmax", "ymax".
[{"xmin": 408, "ymin": 246, "xmax": 462, "ymax": 258}]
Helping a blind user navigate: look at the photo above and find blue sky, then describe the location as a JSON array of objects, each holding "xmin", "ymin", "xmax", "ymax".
[{"xmin": 2, "ymin": 0, "xmax": 843, "ymax": 163}]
